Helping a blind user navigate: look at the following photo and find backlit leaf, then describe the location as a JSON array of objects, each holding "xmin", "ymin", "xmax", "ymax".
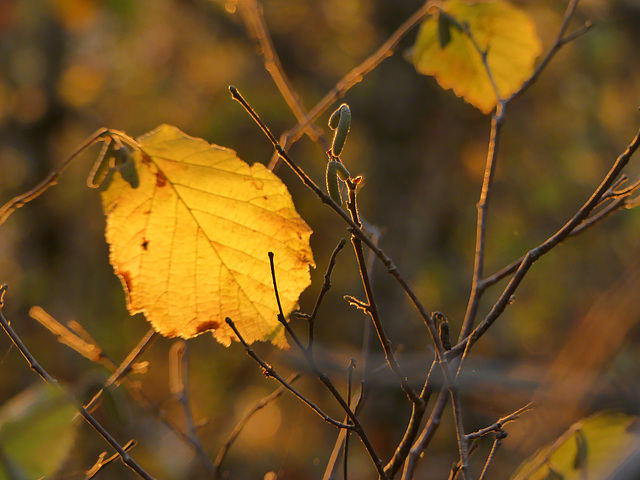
[
  {"xmin": 101, "ymin": 125, "xmax": 315, "ymax": 347},
  {"xmin": 510, "ymin": 412, "xmax": 640, "ymax": 480},
  {"xmin": 412, "ymin": 1, "xmax": 542, "ymax": 114}
]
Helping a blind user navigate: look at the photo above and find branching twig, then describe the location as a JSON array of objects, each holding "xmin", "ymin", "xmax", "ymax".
[
  {"xmin": 0, "ymin": 285, "xmax": 156, "ymax": 480},
  {"xmin": 307, "ymin": 238, "xmax": 347, "ymax": 351},
  {"xmin": 225, "ymin": 317, "xmax": 353, "ymax": 430},
  {"xmin": 266, "ymin": 254, "xmax": 388, "ymax": 479},
  {"xmin": 466, "ymin": 403, "xmax": 532, "ymax": 441},
  {"xmin": 402, "ymin": 389, "xmax": 448, "ymax": 480},
  {"xmin": 384, "ymin": 357, "xmax": 437, "ymax": 478},
  {"xmin": 229, "ymin": 86, "xmax": 444, "ymax": 367},
  {"xmin": 85, "ymin": 440, "xmax": 137, "ymax": 479},
  {"xmin": 213, "ymin": 374, "xmax": 300, "ymax": 479},
  {"xmin": 30, "ymin": 306, "xmax": 217, "ymax": 473},
  {"xmin": 345, "ymin": 181, "xmax": 421, "ymax": 405},
  {"xmin": 449, "ymin": 125, "xmax": 640, "ymax": 361}
]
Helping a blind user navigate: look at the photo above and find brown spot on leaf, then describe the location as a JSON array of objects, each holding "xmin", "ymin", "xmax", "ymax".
[
  {"xmin": 195, "ymin": 321, "xmax": 219, "ymax": 334},
  {"xmin": 142, "ymin": 240, "xmax": 149, "ymax": 250},
  {"xmin": 119, "ymin": 270, "xmax": 133, "ymax": 294},
  {"xmin": 156, "ymin": 171, "xmax": 167, "ymax": 188},
  {"xmin": 141, "ymin": 153, "xmax": 152, "ymax": 165}
]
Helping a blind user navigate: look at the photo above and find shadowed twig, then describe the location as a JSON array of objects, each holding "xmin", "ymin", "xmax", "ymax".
[
  {"xmin": 0, "ymin": 285, "xmax": 156, "ymax": 480},
  {"xmin": 214, "ymin": 373, "xmax": 300, "ymax": 479}
]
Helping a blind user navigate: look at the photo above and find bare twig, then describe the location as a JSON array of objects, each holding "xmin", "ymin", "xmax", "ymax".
[
  {"xmin": 448, "ymin": 440, "xmax": 480, "ymax": 480},
  {"xmin": 225, "ymin": 317, "xmax": 353, "ymax": 430},
  {"xmin": 229, "ymin": 86, "xmax": 444, "ymax": 366},
  {"xmin": 214, "ymin": 374, "xmax": 300, "ymax": 479},
  {"xmin": 85, "ymin": 440, "xmax": 137, "ymax": 479},
  {"xmin": 267, "ymin": 0, "xmax": 436, "ymax": 170},
  {"xmin": 237, "ymin": 0, "xmax": 325, "ymax": 148},
  {"xmin": 466, "ymin": 403, "xmax": 532, "ymax": 440},
  {"xmin": 459, "ymin": 105, "xmax": 505, "ymax": 346},
  {"xmin": 345, "ymin": 181, "xmax": 421, "ymax": 405},
  {"xmin": 0, "ymin": 285, "xmax": 156, "ymax": 480},
  {"xmin": 308, "ymin": 238, "xmax": 348, "ymax": 351},
  {"xmin": 344, "ymin": 359, "xmax": 356, "ymax": 480},
  {"xmin": 477, "ymin": 431, "xmax": 507, "ymax": 480},
  {"xmin": 169, "ymin": 340, "xmax": 215, "ymax": 477},
  {"xmin": 402, "ymin": 389, "xmax": 448, "ymax": 480},
  {"xmin": 384, "ymin": 357, "xmax": 437, "ymax": 478},
  {"xmin": 507, "ymin": 0, "xmax": 582, "ymax": 104},
  {"xmin": 266, "ymin": 254, "xmax": 388, "ymax": 479},
  {"xmin": 449, "ymin": 125, "xmax": 640, "ymax": 361}
]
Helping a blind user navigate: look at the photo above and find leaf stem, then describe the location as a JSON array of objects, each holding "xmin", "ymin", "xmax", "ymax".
[{"xmin": 0, "ymin": 128, "xmax": 108, "ymax": 226}]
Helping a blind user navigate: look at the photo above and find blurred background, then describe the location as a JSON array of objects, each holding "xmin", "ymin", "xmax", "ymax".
[{"xmin": 1, "ymin": 0, "xmax": 640, "ymax": 478}]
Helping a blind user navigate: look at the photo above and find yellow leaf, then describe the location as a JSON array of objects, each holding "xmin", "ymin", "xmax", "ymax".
[
  {"xmin": 412, "ymin": 1, "xmax": 542, "ymax": 114},
  {"xmin": 101, "ymin": 125, "xmax": 315, "ymax": 348},
  {"xmin": 510, "ymin": 412, "xmax": 640, "ymax": 480}
]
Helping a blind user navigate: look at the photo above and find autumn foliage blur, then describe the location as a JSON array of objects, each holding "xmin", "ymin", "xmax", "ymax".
[{"xmin": 1, "ymin": 0, "xmax": 640, "ymax": 478}]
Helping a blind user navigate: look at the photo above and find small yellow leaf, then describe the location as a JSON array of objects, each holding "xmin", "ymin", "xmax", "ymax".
[
  {"xmin": 101, "ymin": 125, "xmax": 315, "ymax": 348},
  {"xmin": 412, "ymin": 1, "xmax": 542, "ymax": 114}
]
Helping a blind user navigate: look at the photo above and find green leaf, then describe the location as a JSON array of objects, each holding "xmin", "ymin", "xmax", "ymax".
[
  {"xmin": 0, "ymin": 384, "xmax": 77, "ymax": 480},
  {"xmin": 510, "ymin": 412, "xmax": 640, "ymax": 480}
]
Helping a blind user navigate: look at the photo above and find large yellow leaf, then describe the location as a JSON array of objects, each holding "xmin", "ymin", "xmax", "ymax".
[
  {"xmin": 101, "ymin": 125, "xmax": 314, "ymax": 347},
  {"xmin": 412, "ymin": 1, "xmax": 542, "ymax": 114}
]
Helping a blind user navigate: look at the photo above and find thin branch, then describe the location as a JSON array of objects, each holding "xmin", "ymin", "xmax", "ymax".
[
  {"xmin": 265, "ymin": 255, "xmax": 388, "ymax": 479},
  {"xmin": 477, "ymin": 431, "xmax": 507, "ymax": 480},
  {"xmin": 29, "ymin": 306, "xmax": 217, "ymax": 474},
  {"xmin": 344, "ymin": 359, "xmax": 356, "ymax": 480},
  {"xmin": 466, "ymin": 403, "xmax": 532, "ymax": 441},
  {"xmin": 384, "ymin": 357, "xmax": 437, "ymax": 478},
  {"xmin": 0, "ymin": 285, "xmax": 156, "ymax": 480},
  {"xmin": 450, "ymin": 385, "xmax": 472, "ymax": 480},
  {"xmin": 85, "ymin": 440, "xmax": 137, "ymax": 479},
  {"xmin": 448, "ymin": 125, "xmax": 640, "ymax": 361},
  {"xmin": 267, "ymin": 0, "xmax": 436, "ymax": 170},
  {"xmin": 448, "ymin": 440, "xmax": 480, "ymax": 480},
  {"xmin": 214, "ymin": 374, "xmax": 300, "ymax": 479},
  {"xmin": 459, "ymin": 105, "xmax": 505, "ymax": 345},
  {"xmin": 308, "ymin": 238, "xmax": 348, "ymax": 351},
  {"xmin": 401, "ymin": 389, "xmax": 448, "ymax": 480},
  {"xmin": 169, "ymin": 340, "xmax": 215, "ymax": 477},
  {"xmin": 345, "ymin": 181, "xmax": 421, "ymax": 405},
  {"xmin": 225, "ymin": 317, "xmax": 353, "ymax": 430},
  {"xmin": 237, "ymin": 0, "xmax": 325, "ymax": 146},
  {"xmin": 229, "ymin": 86, "xmax": 444, "ymax": 368},
  {"xmin": 507, "ymin": 0, "xmax": 582, "ymax": 104}
]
